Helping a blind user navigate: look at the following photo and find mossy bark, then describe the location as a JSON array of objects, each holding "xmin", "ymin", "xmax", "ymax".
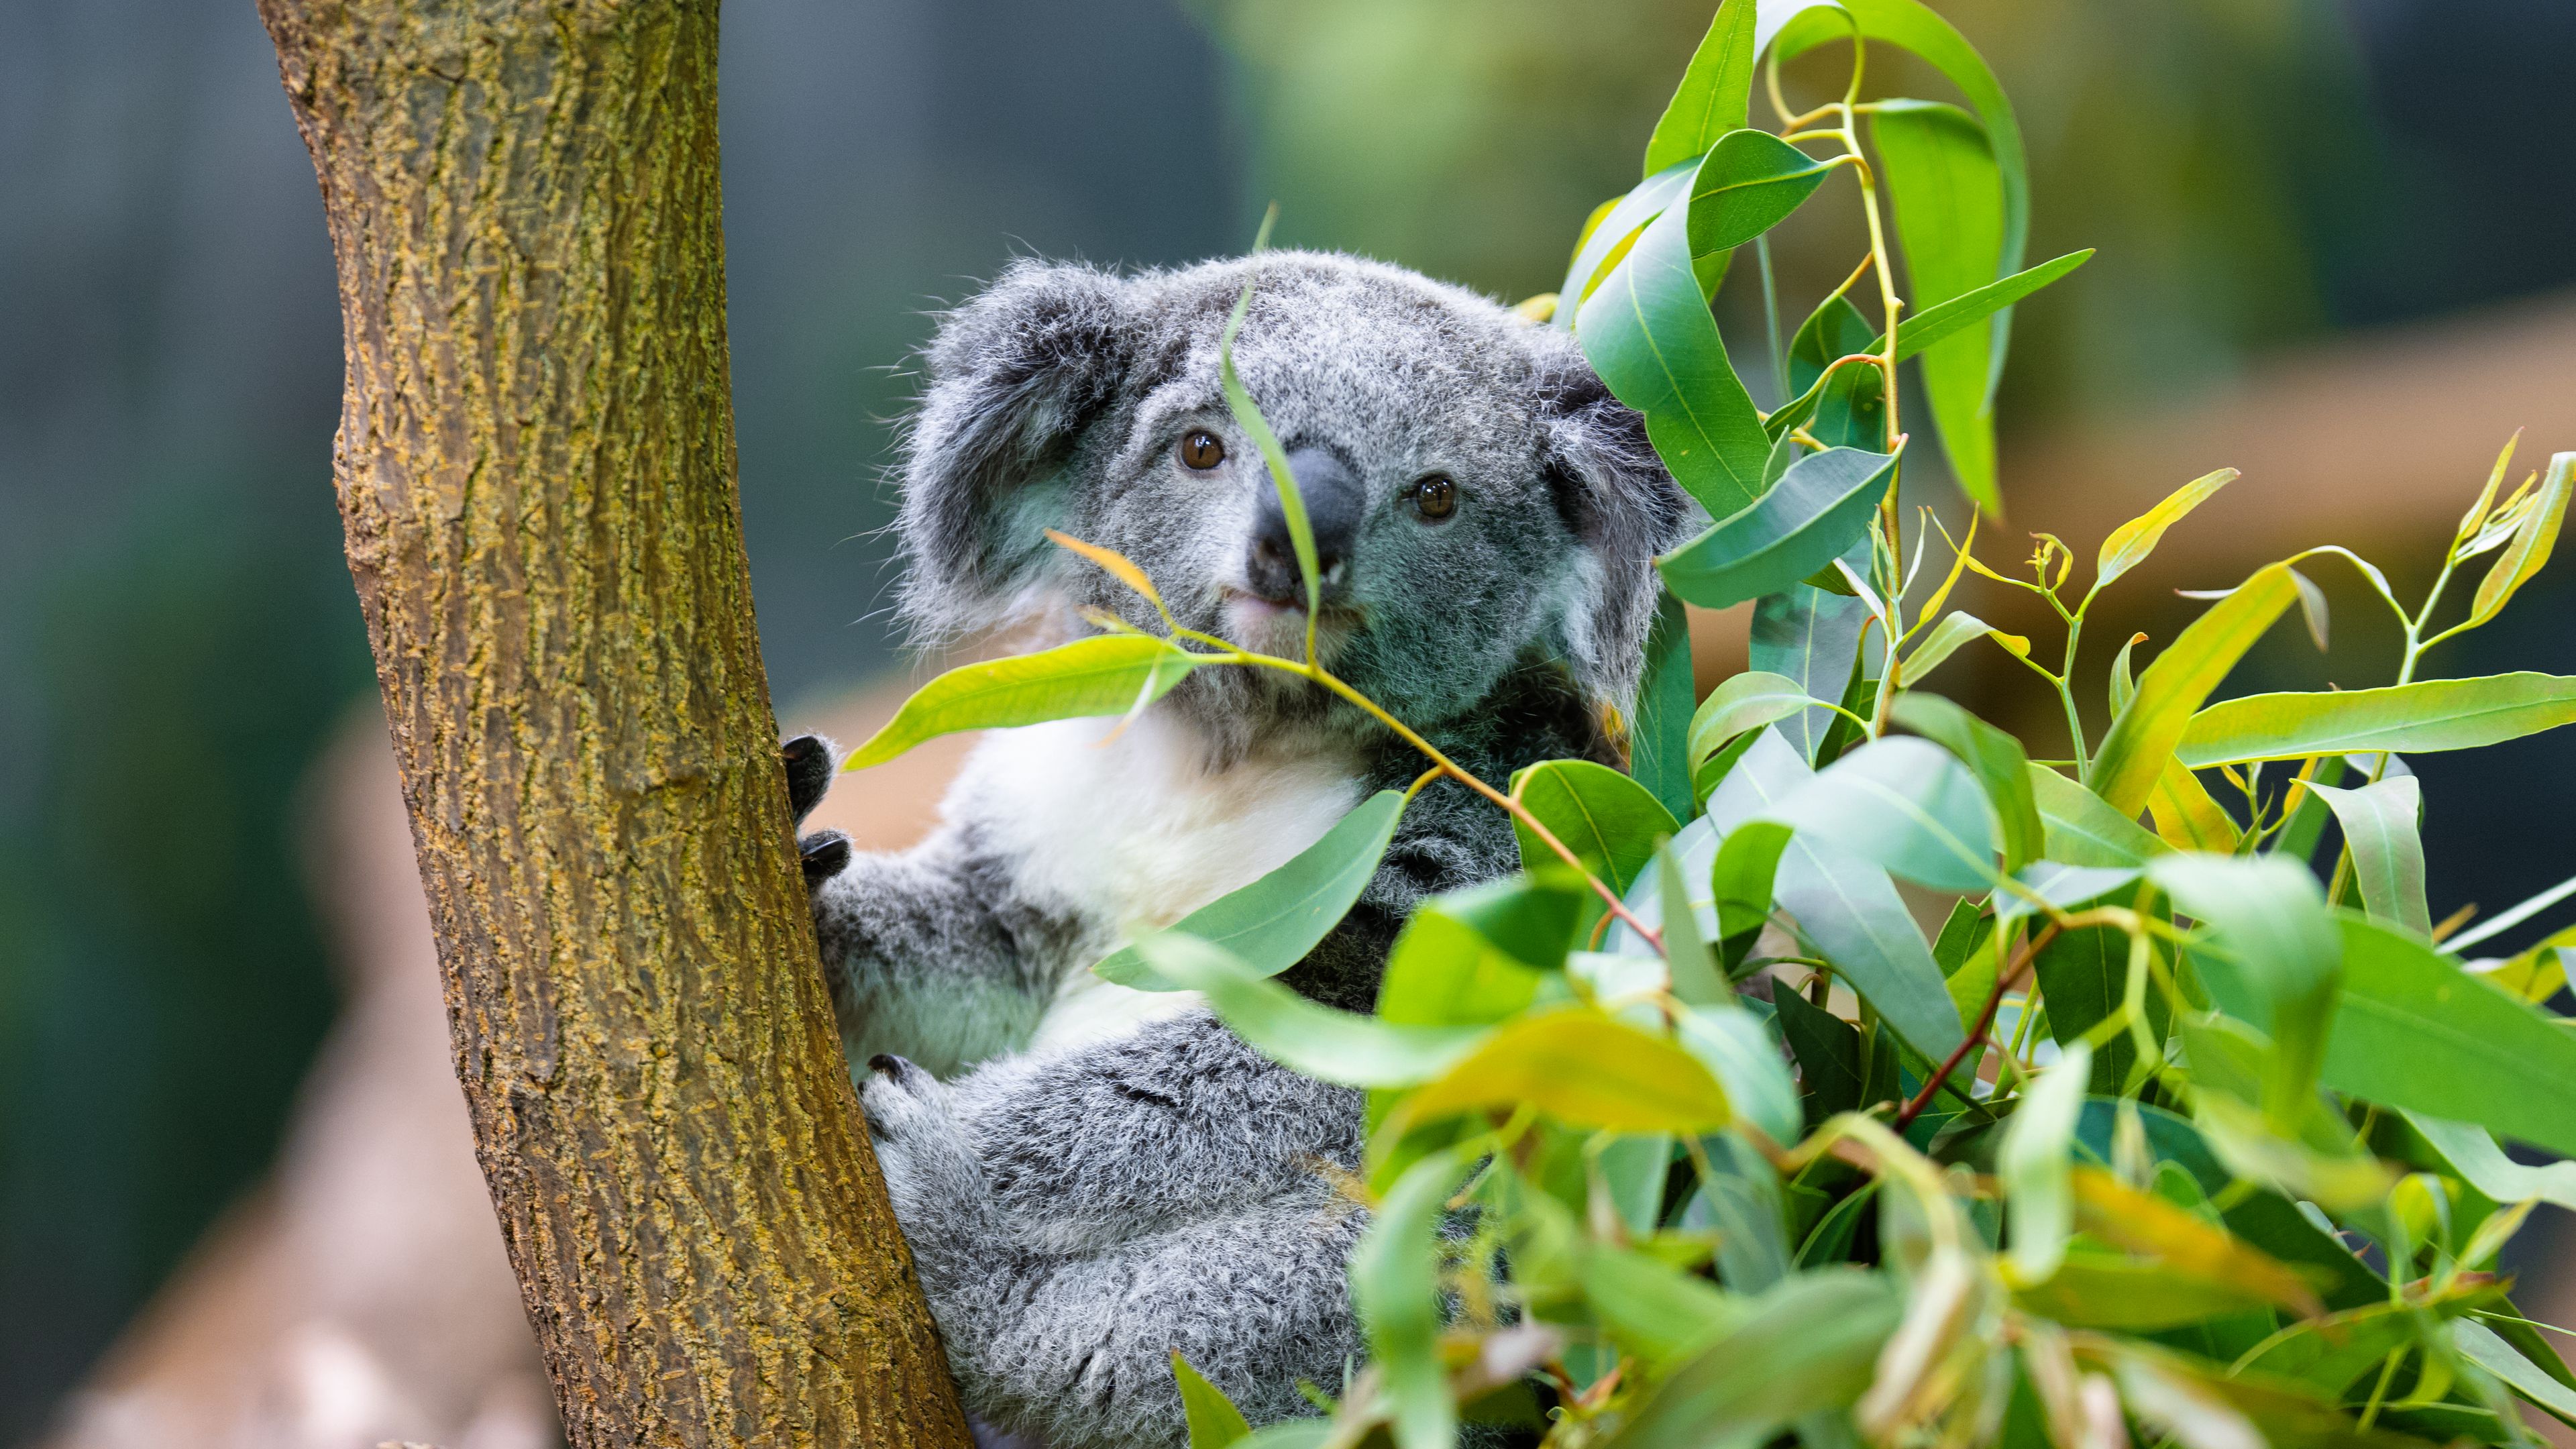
[{"xmin": 257, "ymin": 3, "xmax": 973, "ymax": 1444}]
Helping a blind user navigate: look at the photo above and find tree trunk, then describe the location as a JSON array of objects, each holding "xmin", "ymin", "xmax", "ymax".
[{"xmin": 256, "ymin": 3, "xmax": 974, "ymax": 1445}]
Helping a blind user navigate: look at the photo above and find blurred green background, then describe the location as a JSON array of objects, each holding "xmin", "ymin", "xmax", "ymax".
[{"xmin": 2, "ymin": 0, "xmax": 2571, "ymax": 1435}]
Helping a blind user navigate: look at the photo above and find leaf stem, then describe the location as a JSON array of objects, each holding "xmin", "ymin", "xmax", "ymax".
[{"xmin": 1896, "ymin": 922, "xmax": 2062, "ymax": 1130}]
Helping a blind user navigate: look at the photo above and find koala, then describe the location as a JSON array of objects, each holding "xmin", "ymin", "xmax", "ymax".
[{"xmin": 785, "ymin": 251, "xmax": 1685, "ymax": 1449}]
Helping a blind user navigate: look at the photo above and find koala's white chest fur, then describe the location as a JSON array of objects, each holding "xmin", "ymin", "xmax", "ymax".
[{"xmin": 951, "ymin": 710, "xmax": 1365, "ymax": 1051}]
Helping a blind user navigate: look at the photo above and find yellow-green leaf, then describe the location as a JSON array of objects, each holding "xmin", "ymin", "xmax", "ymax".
[
  {"xmin": 2465, "ymin": 450, "xmax": 2571, "ymax": 631},
  {"xmin": 2147, "ymin": 761, "xmax": 2240, "ymax": 853},
  {"xmin": 2176, "ymin": 672, "xmax": 2576, "ymax": 767},
  {"xmin": 1872, "ymin": 101, "xmax": 2004, "ymax": 513},
  {"xmin": 842, "ymin": 635, "xmax": 1201, "ymax": 770},
  {"xmin": 2094, "ymin": 468, "xmax": 2238, "ymax": 593},
  {"xmin": 1392, "ymin": 1008, "xmax": 1730, "ymax": 1135},
  {"xmin": 1644, "ymin": 0, "xmax": 1758, "ymax": 176},
  {"xmin": 1172, "ymin": 1353, "xmax": 1254, "ymax": 1449},
  {"xmin": 2090, "ymin": 565, "xmax": 2300, "ymax": 816}
]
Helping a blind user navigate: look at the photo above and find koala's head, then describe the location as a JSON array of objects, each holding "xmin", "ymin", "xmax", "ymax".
[{"xmin": 894, "ymin": 252, "xmax": 1686, "ymax": 736}]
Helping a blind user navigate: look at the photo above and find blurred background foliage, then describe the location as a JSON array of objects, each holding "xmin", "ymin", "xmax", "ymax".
[{"xmin": 1, "ymin": 0, "xmax": 2571, "ymax": 1436}]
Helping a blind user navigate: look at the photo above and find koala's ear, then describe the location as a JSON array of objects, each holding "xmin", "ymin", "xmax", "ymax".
[
  {"xmin": 1536, "ymin": 351, "xmax": 1693, "ymax": 709},
  {"xmin": 897, "ymin": 260, "xmax": 1136, "ymax": 635}
]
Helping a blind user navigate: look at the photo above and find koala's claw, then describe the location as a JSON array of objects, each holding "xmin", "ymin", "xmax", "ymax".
[
  {"xmin": 781, "ymin": 734, "xmax": 837, "ymax": 825},
  {"xmin": 799, "ymin": 828, "xmax": 852, "ymax": 888}
]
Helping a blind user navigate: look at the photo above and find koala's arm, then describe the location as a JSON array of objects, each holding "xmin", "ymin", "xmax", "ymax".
[
  {"xmin": 861, "ymin": 1025, "xmax": 1366, "ymax": 1449},
  {"xmin": 784, "ymin": 735, "xmax": 1078, "ymax": 1077}
]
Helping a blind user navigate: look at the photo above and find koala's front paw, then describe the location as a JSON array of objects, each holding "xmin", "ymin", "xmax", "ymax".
[
  {"xmin": 782, "ymin": 735, "xmax": 852, "ymax": 888},
  {"xmin": 861, "ymin": 1056, "xmax": 987, "ymax": 1281}
]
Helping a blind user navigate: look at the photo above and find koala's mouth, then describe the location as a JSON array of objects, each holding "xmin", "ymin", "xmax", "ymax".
[{"xmin": 1217, "ymin": 588, "xmax": 1364, "ymax": 657}]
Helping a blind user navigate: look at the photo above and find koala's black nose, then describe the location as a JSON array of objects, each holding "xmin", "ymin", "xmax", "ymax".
[{"xmin": 1246, "ymin": 445, "xmax": 1363, "ymax": 607}]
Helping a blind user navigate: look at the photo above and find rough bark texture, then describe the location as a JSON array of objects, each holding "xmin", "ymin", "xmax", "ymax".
[{"xmin": 256, "ymin": 3, "xmax": 974, "ymax": 1446}]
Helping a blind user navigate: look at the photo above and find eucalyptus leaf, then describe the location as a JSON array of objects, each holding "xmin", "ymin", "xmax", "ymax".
[
  {"xmin": 1687, "ymin": 128, "xmax": 1833, "ymax": 258},
  {"xmin": 843, "ymin": 635, "xmax": 1201, "ymax": 770},
  {"xmin": 2326, "ymin": 916, "xmax": 2576, "ymax": 1158},
  {"xmin": 2147, "ymin": 853, "xmax": 2341, "ymax": 1124},
  {"xmin": 2403, "ymin": 1113, "xmax": 2576, "ymax": 1214},
  {"xmin": 1134, "ymin": 933, "xmax": 1488, "ymax": 1088},
  {"xmin": 1898, "ymin": 610, "xmax": 2029, "ymax": 686},
  {"xmin": 1760, "ymin": 735, "xmax": 2002, "ymax": 892},
  {"xmin": 1509, "ymin": 759, "xmax": 1680, "ymax": 896},
  {"xmin": 2092, "ymin": 564, "xmax": 2301, "ymax": 816},
  {"xmin": 2176, "ymin": 672, "xmax": 2576, "ymax": 767},
  {"xmin": 1604, "ymin": 1269, "xmax": 1901, "ymax": 1449},
  {"xmin": 1688, "ymin": 669, "xmax": 1825, "ymax": 773},
  {"xmin": 1095, "ymin": 790, "xmax": 1406, "ymax": 989},
  {"xmin": 1680, "ymin": 1005, "xmax": 1802, "ymax": 1146},
  {"xmin": 1173, "ymin": 1353, "xmax": 1254, "ymax": 1449},
  {"xmin": 1351, "ymin": 1146, "xmax": 1476, "ymax": 1449},
  {"xmin": 1751, "ymin": 576, "xmax": 1872, "ymax": 761},
  {"xmin": 2094, "ymin": 469, "xmax": 2239, "ymax": 593},
  {"xmin": 1631, "ymin": 588, "xmax": 1699, "ymax": 823},
  {"xmin": 2306, "ymin": 776, "xmax": 2431, "ymax": 936},
  {"xmin": 1576, "ymin": 174, "xmax": 1771, "ymax": 514},
  {"xmin": 2146, "ymin": 761, "xmax": 2241, "ymax": 854},
  {"xmin": 1872, "ymin": 100, "xmax": 2005, "ymax": 513},
  {"xmin": 1559, "ymin": 161, "xmax": 1694, "ymax": 323},
  {"xmin": 1659, "ymin": 447, "xmax": 1896, "ymax": 611},
  {"xmin": 1643, "ymin": 0, "xmax": 1759, "ymax": 176},
  {"xmin": 2463, "ymin": 449, "xmax": 2571, "ymax": 632},
  {"xmin": 1999, "ymin": 1040, "xmax": 2090, "ymax": 1283},
  {"xmin": 2027, "ymin": 763, "xmax": 2171, "ymax": 867},
  {"xmin": 1393, "ymin": 1008, "xmax": 1731, "ymax": 1135},
  {"xmin": 1890, "ymin": 692, "xmax": 2043, "ymax": 872}
]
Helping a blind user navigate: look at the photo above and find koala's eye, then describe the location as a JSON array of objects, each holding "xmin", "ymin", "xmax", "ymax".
[
  {"xmin": 1178, "ymin": 431, "xmax": 1226, "ymax": 471},
  {"xmin": 1409, "ymin": 474, "xmax": 1458, "ymax": 523}
]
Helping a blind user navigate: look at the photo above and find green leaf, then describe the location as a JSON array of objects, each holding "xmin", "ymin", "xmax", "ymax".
[
  {"xmin": 2147, "ymin": 760, "xmax": 2241, "ymax": 854},
  {"xmin": 2027, "ymin": 763, "xmax": 2169, "ymax": 867},
  {"xmin": 1220, "ymin": 284, "xmax": 1321, "ymax": 629},
  {"xmin": 1645, "ymin": 0, "xmax": 1759, "ymax": 176},
  {"xmin": 2459, "ymin": 1318, "xmax": 2576, "ymax": 1426},
  {"xmin": 1999, "ymin": 1040, "xmax": 2091, "ymax": 1283},
  {"xmin": 1352, "ymin": 1146, "xmax": 1476, "ymax": 1449},
  {"xmin": 1890, "ymin": 692, "xmax": 2043, "ymax": 872},
  {"xmin": 1631, "ymin": 588, "xmax": 1699, "ymax": 824},
  {"xmin": 2403, "ymin": 1113, "xmax": 2576, "ymax": 1214},
  {"xmin": 1605, "ymin": 1269, "xmax": 1901, "ymax": 1449},
  {"xmin": 1584, "ymin": 1244, "xmax": 1752, "ymax": 1368},
  {"xmin": 1509, "ymin": 759, "xmax": 1680, "ymax": 896},
  {"xmin": 1576, "ymin": 170, "xmax": 1771, "ymax": 515},
  {"xmin": 1871, "ymin": 101, "xmax": 2004, "ymax": 513},
  {"xmin": 1687, "ymin": 129, "xmax": 1833, "ymax": 259},
  {"xmin": 1660, "ymin": 843, "xmax": 1727, "ymax": 1006},
  {"xmin": 1710, "ymin": 731, "xmax": 1964, "ymax": 1058},
  {"xmin": 842, "ymin": 635, "xmax": 1201, "ymax": 770},
  {"xmin": 1559, "ymin": 162, "xmax": 1695, "ymax": 323},
  {"xmin": 1897, "ymin": 610, "xmax": 2029, "ymax": 686},
  {"xmin": 2306, "ymin": 777, "xmax": 2430, "ymax": 936},
  {"xmin": 1431, "ymin": 872, "xmax": 1587, "ymax": 971},
  {"xmin": 1680, "ymin": 1005, "xmax": 1803, "ymax": 1146},
  {"xmin": 1787, "ymin": 292, "xmax": 1877, "ymax": 400},
  {"xmin": 1173, "ymin": 1353, "xmax": 1254, "ymax": 1449},
  {"xmin": 1774, "ymin": 984, "xmax": 1866, "ymax": 1120},
  {"xmin": 2464, "ymin": 450, "xmax": 2572, "ymax": 632},
  {"xmin": 1683, "ymin": 1133, "xmax": 1794, "ymax": 1293},
  {"xmin": 1762, "ymin": 252, "xmax": 2092, "ymax": 442},
  {"xmin": 2326, "ymin": 916, "xmax": 2576, "ymax": 1157},
  {"xmin": 2031, "ymin": 921, "xmax": 2165, "ymax": 1093},
  {"xmin": 1393, "ymin": 1008, "xmax": 1731, "ymax": 1135},
  {"xmin": 2091, "ymin": 564, "xmax": 2301, "ymax": 816},
  {"xmin": 1095, "ymin": 790, "xmax": 1407, "ymax": 989},
  {"xmin": 1763, "ymin": 736, "xmax": 2000, "ymax": 892},
  {"xmin": 1658, "ymin": 447, "xmax": 1896, "ymax": 611},
  {"xmin": 2176, "ymin": 672, "xmax": 2576, "ymax": 767},
  {"xmin": 1750, "ymin": 578, "xmax": 1871, "ymax": 761},
  {"xmin": 1773, "ymin": 0, "xmax": 2030, "ymax": 370},
  {"xmin": 1377, "ymin": 908, "xmax": 1550, "ymax": 1030},
  {"xmin": 2094, "ymin": 468, "xmax": 2239, "ymax": 593},
  {"xmin": 2012, "ymin": 1248, "xmax": 2285, "ymax": 1331},
  {"xmin": 1711, "ymin": 818, "xmax": 1792, "ymax": 968},
  {"xmin": 2108, "ymin": 632, "xmax": 2147, "ymax": 717},
  {"xmin": 2147, "ymin": 854, "xmax": 2342, "ymax": 1124},
  {"xmin": 1688, "ymin": 669, "xmax": 1824, "ymax": 773},
  {"xmin": 1135, "ymin": 933, "xmax": 1487, "ymax": 1087}
]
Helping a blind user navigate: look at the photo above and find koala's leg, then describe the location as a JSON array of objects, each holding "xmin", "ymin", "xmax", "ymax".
[
  {"xmin": 859, "ymin": 1050, "xmax": 1362, "ymax": 1449},
  {"xmin": 784, "ymin": 734, "xmax": 1091, "ymax": 1077}
]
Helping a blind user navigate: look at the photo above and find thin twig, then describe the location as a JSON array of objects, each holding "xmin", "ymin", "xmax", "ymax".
[{"xmin": 1895, "ymin": 923, "xmax": 2061, "ymax": 1130}]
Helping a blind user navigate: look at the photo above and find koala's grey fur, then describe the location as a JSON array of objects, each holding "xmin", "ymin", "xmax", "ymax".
[{"xmin": 794, "ymin": 252, "xmax": 1682, "ymax": 1449}]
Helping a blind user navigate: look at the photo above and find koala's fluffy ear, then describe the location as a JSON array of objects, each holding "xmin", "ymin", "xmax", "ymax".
[
  {"xmin": 1536, "ymin": 351, "xmax": 1693, "ymax": 709},
  {"xmin": 897, "ymin": 260, "xmax": 1136, "ymax": 635}
]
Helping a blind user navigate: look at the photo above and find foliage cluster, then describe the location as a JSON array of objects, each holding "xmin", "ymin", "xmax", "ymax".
[{"xmin": 850, "ymin": 3, "xmax": 2576, "ymax": 1446}]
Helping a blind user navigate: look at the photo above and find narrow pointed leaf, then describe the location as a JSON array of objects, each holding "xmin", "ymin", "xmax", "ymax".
[
  {"xmin": 1095, "ymin": 790, "xmax": 1407, "ymax": 989},
  {"xmin": 1659, "ymin": 447, "xmax": 1896, "ymax": 610},
  {"xmin": 1135, "ymin": 933, "xmax": 1487, "ymax": 1087},
  {"xmin": 1631, "ymin": 588, "xmax": 1699, "ymax": 822},
  {"xmin": 1395, "ymin": 1008, "xmax": 1731, "ymax": 1134},
  {"xmin": 2096, "ymin": 469, "xmax": 2239, "ymax": 592},
  {"xmin": 1173, "ymin": 1354, "xmax": 1254, "ymax": 1449},
  {"xmin": 2092, "ymin": 564, "xmax": 2300, "ymax": 815},
  {"xmin": 843, "ymin": 635, "xmax": 1201, "ymax": 769},
  {"xmin": 1751, "ymin": 580, "xmax": 1871, "ymax": 761},
  {"xmin": 2147, "ymin": 761, "xmax": 2240, "ymax": 853},
  {"xmin": 1220, "ymin": 284, "xmax": 1321, "ymax": 626},
  {"xmin": 1559, "ymin": 162, "xmax": 1695, "ymax": 323},
  {"xmin": 1762, "ymin": 736, "xmax": 2001, "ymax": 892},
  {"xmin": 2306, "ymin": 777, "xmax": 2430, "ymax": 936},
  {"xmin": 2028, "ymin": 763, "xmax": 2169, "ymax": 867},
  {"xmin": 1577, "ymin": 179, "xmax": 1770, "ymax": 513},
  {"xmin": 1352, "ymin": 1147, "xmax": 1476, "ymax": 1449},
  {"xmin": 1898, "ymin": 609, "xmax": 2029, "ymax": 685},
  {"xmin": 2404, "ymin": 1114, "xmax": 2576, "ymax": 1214},
  {"xmin": 2465, "ymin": 450, "xmax": 2571, "ymax": 631},
  {"xmin": 2000, "ymin": 1040, "xmax": 2091, "ymax": 1283},
  {"xmin": 1688, "ymin": 669, "xmax": 1823, "ymax": 772},
  {"xmin": 1680, "ymin": 1006, "xmax": 1801, "ymax": 1146},
  {"xmin": 1872, "ymin": 100, "xmax": 2005, "ymax": 513},
  {"xmin": 1606, "ymin": 1270, "xmax": 1902, "ymax": 1449},
  {"xmin": 2177, "ymin": 672, "xmax": 2576, "ymax": 767},
  {"xmin": 1646, "ymin": 0, "xmax": 1759, "ymax": 174},
  {"xmin": 2147, "ymin": 853, "xmax": 2341, "ymax": 1122},
  {"xmin": 1660, "ymin": 843, "xmax": 1727, "ymax": 1006}
]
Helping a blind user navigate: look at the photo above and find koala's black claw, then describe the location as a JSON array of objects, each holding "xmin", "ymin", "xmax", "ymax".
[
  {"xmin": 869, "ymin": 1053, "xmax": 916, "ymax": 1082},
  {"xmin": 799, "ymin": 828, "xmax": 852, "ymax": 888},
  {"xmin": 782, "ymin": 734, "xmax": 837, "ymax": 824}
]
